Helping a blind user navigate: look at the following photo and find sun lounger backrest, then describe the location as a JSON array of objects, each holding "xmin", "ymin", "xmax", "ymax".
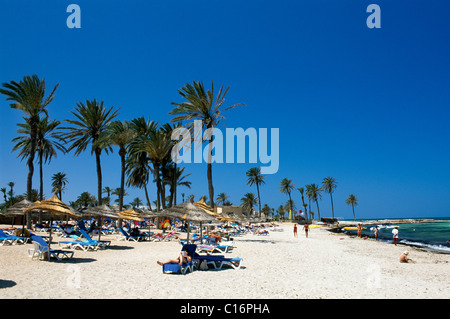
[
  {"xmin": 30, "ymin": 233, "xmax": 48, "ymax": 248},
  {"xmin": 80, "ymin": 229, "xmax": 94, "ymax": 241},
  {"xmin": 182, "ymin": 244, "xmax": 197, "ymax": 258},
  {"xmin": 120, "ymin": 228, "xmax": 130, "ymax": 237}
]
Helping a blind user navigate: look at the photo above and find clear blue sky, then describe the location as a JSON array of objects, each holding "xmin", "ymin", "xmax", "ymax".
[{"xmin": 1, "ymin": 0, "xmax": 449, "ymax": 219}]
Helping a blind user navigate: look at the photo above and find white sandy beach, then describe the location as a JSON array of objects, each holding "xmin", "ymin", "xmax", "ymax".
[{"xmin": 0, "ymin": 223, "xmax": 449, "ymax": 299}]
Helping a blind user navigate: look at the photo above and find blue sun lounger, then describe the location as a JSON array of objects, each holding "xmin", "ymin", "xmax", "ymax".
[
  {"xmin": 117, "ymin": 228, "xmax": 146, "ymax": 242},
  {"xmin": 0, "ymin": 229, "xmax": 29, "ymax": 245},
  {"xmin": 162, "ymin": 244, "xmax": 197, "ymax": 275},
  {"xmin": 193, "ymin": 253, "xmax": 243, "ymax": 270},
  {"xmin": 59, "ymin": 235, "xmax": 100, "ymax": 251},
  {"xmin": 28, "ymin": 233, "xmax": 74, "ymax": 261},
  {"xmin": 79, "ymin": 229, "xmax": 110, "ymax": 248}
]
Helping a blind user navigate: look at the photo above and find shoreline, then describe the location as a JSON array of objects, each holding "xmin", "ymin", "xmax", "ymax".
[{"xmin": 0, "ymin": 223, "xmax": 449, "ymax": 299}]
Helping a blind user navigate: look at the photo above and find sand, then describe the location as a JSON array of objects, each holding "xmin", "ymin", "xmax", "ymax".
[{"xmin": 0, "ymin": 223, "xmax": 449, "ymax": 299}]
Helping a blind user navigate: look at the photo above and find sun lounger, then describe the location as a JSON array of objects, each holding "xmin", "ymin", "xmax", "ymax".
[
  {"xmin": 0, "ymin": 232, "xmax": 14, "ymax": 246},
  {"xmin": 193, "ymin": 252, "xmax": 243, "ymax": 270},
  {"xmin": 162, "ymin": 244, "xmax": 197, "ymax": 275},
  {"xmin": 28, "ymin": 233, "xmax": 74, "ymax": 261},
  {"xmin": 59, "ymin": 235, "xmax": 100, "ymax": 251},
  {"xmin": 0, "ymin": 229, "xmax": 30, "ymax": 245},
  {"xmin": 197, "ymin": 243, "xmax": 232, "ymax": 254},
  {"xmin": 79, "ymin": 229, "xmax": 110, "ymax": 248},
  {"xmin": 35, "ymin": 224, "xmax": 51, "ymax": 232},
  {"xmin": 116, "ymin": 228, "xmax": 146, "ymax": 241}
]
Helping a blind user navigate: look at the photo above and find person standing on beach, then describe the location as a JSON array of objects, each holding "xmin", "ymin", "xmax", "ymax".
[
  {"xmin": 293, "ymin": 224, "xmax": 298, "ymax": 238},
  {"xmin": 392, "ymin": 226, "xmax": 399, "ymax": 246},
  {"xmin": 373, "ymin": 226, "xmax": 379, "ymax": 241},
  {"xmin": 357, "ymin": 223, "xmax": 362, "ymax": 238},
  {"xmin": 303, "ymin": 223, "xmax": 309, "ymax": 238}
]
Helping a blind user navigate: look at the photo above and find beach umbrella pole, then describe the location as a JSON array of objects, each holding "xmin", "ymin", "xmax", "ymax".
[{"xmin": 48, "ymin": 217, "xmax": 53, "ymax": 261}]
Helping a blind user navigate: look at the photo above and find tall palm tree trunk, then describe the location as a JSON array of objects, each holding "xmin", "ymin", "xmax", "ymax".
[
  {"xmin": 154, "ymin": 164, "xmax": 161, "ymax": 211},
  {"xmin": 95, "ymin": 149, "xmax": 103, "ymax": 240},
  {"xmin": 316, "ymin": 200, "xmax": 321, "ymax": 220},
  {"xmin": 256, "ymin": 184, "xmax": 262, "ymax": 218},
  {"xmin": 352, "ymin": 204, "xmax": 356, "ymax": 221},
  {"xmin": 144, "ymin": 184, "xmax": 151, "ymax": 210},
  {"xmin": 38, "ymin": 151, "xmax": 44, "ymax": 224},
  {"xmin": 207, "ymin": 132, "xmax": 214, "ymax": 209},
  {"xmin": 95, "ymin": 149, "xmax": 103, "ymax": 206},
  {"xmin": 25, "ymin": 122, "xmax": 38, "ymax": 228},
  {"xmin": 330, "ymin": 193, "xmax": 335, "ymax": 219},
  {"xmin": 119, "ymin": 150, "xmax": 126, "ymax": 211}
]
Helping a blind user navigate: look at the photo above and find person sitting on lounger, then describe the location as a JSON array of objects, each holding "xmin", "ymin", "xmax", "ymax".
[
  {"xmin": 157, "ymin": 248, "xmax": 192, "ymax": 266},
  {"xmin": 210, "ymin": 232, "xmax": 222, "ymax": 244}
]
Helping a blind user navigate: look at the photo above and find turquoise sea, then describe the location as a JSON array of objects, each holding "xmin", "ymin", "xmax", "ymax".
[{"xmin": 341, "ymin": 217, "xmax": 450, "ymax": 254}]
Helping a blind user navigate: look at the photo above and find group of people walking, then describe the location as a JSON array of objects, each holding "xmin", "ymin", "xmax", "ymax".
[{"xmin": 293, "ymin": 223, "xmax": 308, "ymax": 238}]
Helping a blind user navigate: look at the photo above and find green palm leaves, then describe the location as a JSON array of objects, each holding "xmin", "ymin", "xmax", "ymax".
[
  {"xmin": 346, "ymin": 194, "xmax": 358, "ymax": 221},
  {"xmin": 322, "ymin": 176, "xmax": 337, "ymax": 219},
  {"xmin": 63, "ymin": 99, "xmax": 120, "ymax": 206},
  {"xmin": 170, "ymin": 80, "xmax": 244, "ymax": 208},
  {"xmin": 246, "ymin": 167, "xmax": 265, "ymax": 217}
]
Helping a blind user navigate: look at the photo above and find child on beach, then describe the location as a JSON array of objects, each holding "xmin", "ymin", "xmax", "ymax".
[{"xmin": 400, "ymin": 251, "xmax": 414, "ymax": 263}]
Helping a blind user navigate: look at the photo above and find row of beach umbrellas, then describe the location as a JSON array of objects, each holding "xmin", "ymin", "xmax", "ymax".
[{"xmin": 2, "ymin": 195, "xmax": 263, "ymax": 246}]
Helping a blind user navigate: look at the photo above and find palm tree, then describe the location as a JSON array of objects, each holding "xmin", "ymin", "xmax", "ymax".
[
  {"xmin": 7, "ymin": 182, "xmax": 15, "ymax": 202},
  {"xmin": 129, "ymin": 129, "xmax": 172, "ymax": 211},
  {"xmin": 112, "ymin": 187, "xmax": 128, "ymax": 205},
  {"xmin": 280, "ymin": 178, "xmax": 295, "ymax": 218},
  {"xmin": 170, "ymin": 80, "xmax": 244, "ymax": 208},
  {"xmin": 241, "ymin": 192, "xmax": 258, "ymax": 216},
  {"xmin": 76, "ymin": 192, "xmax": 97, "ymax": 208},
  {"xmin": 102, "ymin": 186, "xmax": 112, "ymax": 205},
  {"xmin": 276, "ymin": 205, "xmax": 285, "ymax": 220},
  {"xmin": 216, "ymin": 192, "xmax": 229, "ymax": 206},
  {"xmin": 0, "ymin": 188, "xmax": 7, "ymax": 204},
  {"xmin": 322, "ymin": 176, "xmax": 337, "ymax": 220},
  {"xmin": 164, "ymin": 165, "xmax": 192, "ymax": 206},
  {"xmin": 261, "ymin": 204, "xmax": 272, "ymax": 219},
  {"xmin": 12, "ymin": 116, "xmax": 66, "ymax": 201},
  {"xmin": 130, "ymin": 197, "xmax": 143, "ymax": 208},
  {"xmin": 306, "ymin": 183, "xmax": 322, "ymax": 220},
  {"xmin": 1, "ymin": 75, "xmax": 58, "ymax": 227},
  {"xmin": 51, "ymin": 172, "xmax": 68, "ymax": 201},
  {"xmin": 63, "ymin": 99, "xmax": 119, "ymax": 206},
  {"xmin": 126, "ymin": 117, "xmax": 158, "ymax": 210},
  {"xmin": 246, "ymin": 167, "xmax": 265, "ymax": 217},
  {"xmin": 297, "ymin": 187, "xmax": 308, "ymax": 221},
  {"xmin": 346, "ymin": 194, "xmax": 358, "ymax": 221},
  {"xmin": 101, "ymin": 120, "xmax": 134, "ymax": 211}
]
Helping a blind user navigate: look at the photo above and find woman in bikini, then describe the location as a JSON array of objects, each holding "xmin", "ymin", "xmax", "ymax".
[{"xmin": 157, "ymin": 248, "xmax": 192, "ymax": 266}]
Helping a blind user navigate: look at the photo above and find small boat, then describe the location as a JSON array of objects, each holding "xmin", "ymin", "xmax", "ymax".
[{"xmin": 342, "ymin": 227, "xmax": 365, "ymax": 231}]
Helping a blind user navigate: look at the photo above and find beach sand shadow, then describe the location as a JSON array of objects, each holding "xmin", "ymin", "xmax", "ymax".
[
  {"xmin": 106, "ymin": 245, "xmax": 134, "ymax": 251},
  {"xmin": 0, "ymin": 279, "xmax": 17, "ymax": 289},
  {"xmin": 56, "ymin": 257, "xmax": 97, "ymax": 264},
  {"xmin": 237, "ymin": 239, "xmax": 277, "ymax": 244}
]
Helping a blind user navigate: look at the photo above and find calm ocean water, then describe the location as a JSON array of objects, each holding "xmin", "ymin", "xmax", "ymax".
[{"xmin": 341, "ymin": 217, "xmax": 450, "ymax": 253}]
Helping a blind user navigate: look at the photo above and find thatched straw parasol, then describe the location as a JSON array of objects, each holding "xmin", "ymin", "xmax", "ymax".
[
  {"xmin": 117, "ymin": 208, "xmax": 145, "ymax": 222},
  {"xmin": 79, "ymin": 205, "xmax": 119, "ymax": 220},
  {"xmin": 23, "ymin": 194, "xmax": 80, "ymax": 260},
  {"xmin": 159, "ymin": 201, "xmax": 217, "ymax": 243},
  {"xmin": 4, "ymin": 199, "xmax": 34, "ymax": 216},
  {"xmin": 23, "ymin": 194, "xmax": 79, "ymax": 218}
]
